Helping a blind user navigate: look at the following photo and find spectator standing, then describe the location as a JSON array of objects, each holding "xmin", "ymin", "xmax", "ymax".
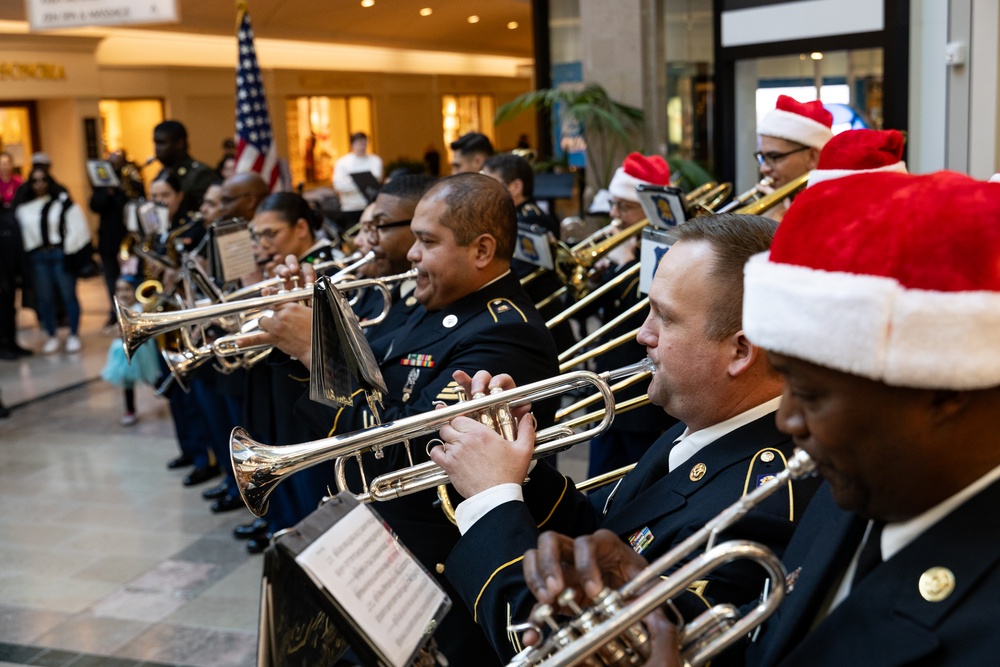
[
  {"xmin": 332, "ymin": 132, "xmax": 383, "ymax": 227},
  {"xmin": 0, "ymin": 152, "xmax": 22, "ymax": 208},
  {"xmin": 1, "ymin": 151, "xmax": 31, "ymax": 359},
  {"xmin": 15, "ymin": 167, "xmax": 90, "ymax": 354}
]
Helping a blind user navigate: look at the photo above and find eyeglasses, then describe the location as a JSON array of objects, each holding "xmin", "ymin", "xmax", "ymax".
[
  {"xmin": 755, "ymin": 146, "xmax": 809, "ymax": 167},
  {"xmin": 249, "ymin": 227, "xmax": 285, "ymax": 242},
  {"xmin": 360, "ymin": 219, "xmax": 412, "ymax": 237},
  {"xmin": 610, "ymin": 199, "xmax": 642, "ymax": 213}
]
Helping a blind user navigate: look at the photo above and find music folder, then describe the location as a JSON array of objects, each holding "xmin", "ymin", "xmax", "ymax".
[
  {"xmin": 350, "ymin": 171, "xmax": 382, "ymax": 205},
  {"xmin": 259, "ymin": 494, "xmax": 450, "ymax": 667}
]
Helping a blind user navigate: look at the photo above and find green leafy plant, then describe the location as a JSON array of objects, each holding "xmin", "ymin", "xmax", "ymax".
[{"xmin": 495, "ymin": 83, "xmax": 645, "ymax": 189}]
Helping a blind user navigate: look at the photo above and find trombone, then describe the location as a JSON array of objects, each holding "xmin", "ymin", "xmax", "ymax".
[
  {"xmin": 230, "ymin": 358, "xmax": 655, "ymax": 516},
  {"xmin": 506, "ymin": 449, "xmax": 817, "ymax": 667}
]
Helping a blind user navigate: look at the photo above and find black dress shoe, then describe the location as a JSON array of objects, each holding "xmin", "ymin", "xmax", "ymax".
[
  {"xmin": 167, "ymin": 454, "xmax": 195, "ymax": 469},
  {"xmin": 0, "ymin": 348, "xmax": 17, "ymax": 361},
  {"xmin": 246, "ymin": 533, "xmax": 273, "ymax": 554},
  {"xmin": 183, "ymin": 465, "xmax": 221, "ymax": 486},
  {"xmin": 234, "ymin": 517, "xmax": 270, "ymax": 540},
  {"xmin": 202, "ymin": 481, "xmax": 229, "ymax": 500},
  {"xmin": 11, "ymin": 344, "xmax": 32, "ymax": 357},
  {"xmin": 211, "ymin": 494, "xmax": 246, "ymax": 513}
]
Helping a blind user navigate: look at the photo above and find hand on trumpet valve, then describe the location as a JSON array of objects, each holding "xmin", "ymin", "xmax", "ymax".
[
  {"xmin": 451, "ymin": 369, "xmax": 529, "ymax": 418},
  {"xmin": 521, "ymin": 529, "xmax": 680, "ymax": 663},
  {"xmin": 430, "ymin": 412, "xmax": 536, "ymax": 499},
  {"xmin": 260, "ymin": 254, "xmax": 317, "ymax": 295}
]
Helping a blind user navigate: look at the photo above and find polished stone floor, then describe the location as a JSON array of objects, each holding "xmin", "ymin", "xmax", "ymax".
[{"xmin": 0, "ymin": 278, "xmax": 591, "ymax": 667}]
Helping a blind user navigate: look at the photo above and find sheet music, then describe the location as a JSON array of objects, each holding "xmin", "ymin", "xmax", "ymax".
[
  {"xmin": 214, "ymin": 226, "xmax": 257, "ymax": 283},
  {"xmin": 295, "ymin": 504, "xmax": 446, "ymax": 667}
]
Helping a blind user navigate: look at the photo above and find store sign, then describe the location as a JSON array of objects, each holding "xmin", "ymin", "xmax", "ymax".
[
  {"xmin": 0, "ymin": 62, "xmax": 66, "ymax": 80},
  {"xmin": 26, "ymin": 0, "xmax": 179, "ymax": 31}
]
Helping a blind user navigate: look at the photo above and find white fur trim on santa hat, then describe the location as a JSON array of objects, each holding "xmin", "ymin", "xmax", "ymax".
[
  {"xmin": 990, "ymin": 172, "xmax": 1000, "ymax": 183},
  {"xmin": 757, "ymin": 109, "xmax": 834, "ymax": 149},
  {"xmin": 608, "ymin": 167, "xmax": 642, "ymax": 203},
  {"xmin": 807, "ymin": 161, "xmax": 908, "ymax": 187},
  {"xmin": 743, "ymin": 253, "xmax": 1000, "ymax": 390}
]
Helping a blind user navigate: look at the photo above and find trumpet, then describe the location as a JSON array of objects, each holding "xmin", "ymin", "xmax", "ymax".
[
  {"xmin": 116, "ymin": 269, "xmax": 415, "ymax": 361},
  {"xmin": 211, "ymin": 271, "xmax": 396, "ymax": 359},
  {"xmin": 231, "ymin": 358, "xmax": 656, "ymax": 517},
  {"xmin": 505, "ymin": 449, "xmax": 816, "ymax": 667},
  {"xmin": 223, "ymin": 251, "xmax": 374, "ymax": 302}
]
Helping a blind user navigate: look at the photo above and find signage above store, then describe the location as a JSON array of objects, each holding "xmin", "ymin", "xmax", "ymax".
[
  {"xmin": 0, "ymin": 62, "xmax": 66, "ymax": 80},
  {"xmin": 26, "ymin": 0, "xmax": 179, "ymax": 31}
]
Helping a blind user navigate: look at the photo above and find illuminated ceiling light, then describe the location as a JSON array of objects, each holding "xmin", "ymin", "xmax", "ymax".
[
  {"xmin": 799, "ymin": 53, "xmax": 807, "ymax": 60},
  {"xmin": 420, "ymin": 7, "xmax": 432, "ymax": 16},
  {"xmin": 361, "ymin": 0, "xmax": 374, "ymax": 7},
  {"xmin": 810, "ymin": 52, "xmax": 824, "ymax": 60},
  {"xmin": 507, "ymin": 21, "xmax": 519, "ymax": 29},
  {"xmin": 467, "ymin": 15, "xmax": 480, "ymax": 24}
]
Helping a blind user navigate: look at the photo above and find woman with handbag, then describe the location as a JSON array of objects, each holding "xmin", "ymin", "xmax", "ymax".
[{"xmin": 15, "ymin": 167, "xmax": 91, "ymax": 354}]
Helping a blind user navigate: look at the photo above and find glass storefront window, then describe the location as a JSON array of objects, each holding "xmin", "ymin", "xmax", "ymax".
[
  {"xmin": 0, "ymin": 105, "xmax": 35, "ymax": 175},
  {"xmin": 99, "ymin": 99, "xmax": 164, "ymax": 191},
  {"xmin": 665, "ymin": 0, "xmax": 715, "ymax": 179},
  {"xmin": 286, "ymin": 95, "xmax": 373, "ymax": 187},
  {"xmin": 735, "ymin": 48, "xmax": 883, "ymax": 189},
  {"xmin": 442, "ymin": 94, "xmax": 495, "ymax": 161}
]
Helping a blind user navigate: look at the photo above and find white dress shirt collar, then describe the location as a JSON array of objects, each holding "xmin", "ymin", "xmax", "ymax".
[{"xmin": 667, "ymin": 396, "xmax": 782, "ymax": 472}]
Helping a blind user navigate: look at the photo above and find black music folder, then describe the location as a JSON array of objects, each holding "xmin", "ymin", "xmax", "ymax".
[
  {"xmin": 259, "ymin": 494, "xmax": 450, "ymax": 667},
  {"xmin": 350, "ymin": 171, "xmax": 382, "ymax": 205}
]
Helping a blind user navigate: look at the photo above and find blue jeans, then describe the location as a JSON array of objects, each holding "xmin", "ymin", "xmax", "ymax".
[{"xmin": 29, "ymin": 247, "xmax": 80, "ymax": 336}]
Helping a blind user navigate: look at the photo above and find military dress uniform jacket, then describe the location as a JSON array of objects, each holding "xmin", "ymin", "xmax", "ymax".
[
  {"xmin": 445, "ymin": 414, "xmax": 821, "ymax": 661},
  {"xmin": 746, "ymin": 479, "xmax": 1000, "ymax": 667},
  {"xmin": 156, "ymin": 156, "xmax": 216, "ymax": 214},
  {"xmin": 293, "ymin": 270, "xmax": 560, "ymax": 666}
]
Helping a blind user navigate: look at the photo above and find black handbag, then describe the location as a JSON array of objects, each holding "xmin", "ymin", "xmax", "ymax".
[{"xmin": 63, "ymin": 242, "xmax": 102, "ymax": 278}]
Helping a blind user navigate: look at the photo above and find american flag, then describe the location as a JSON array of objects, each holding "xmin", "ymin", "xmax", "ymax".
[{"xmin": 234, "ymin": 2, "xmax": 283, "ymax": 192}]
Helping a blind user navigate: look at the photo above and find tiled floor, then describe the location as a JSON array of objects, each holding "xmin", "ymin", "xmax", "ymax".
[
  {"xmin": 0, "ymin": 278, "xmax": 591, "ymax": 666},
  {"xmin": 1, "ymin": 278, "xmax": 261, "ymax": 667}
]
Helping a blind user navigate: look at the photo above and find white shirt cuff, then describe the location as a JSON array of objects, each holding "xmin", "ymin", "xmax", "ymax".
[{"xmin": 455, "ymin": 483, "xmax": 524, "ymax": 535}]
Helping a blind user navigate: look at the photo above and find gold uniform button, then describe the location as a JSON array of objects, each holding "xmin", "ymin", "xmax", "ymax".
[
  {"xmin": 435, "ymin": 563, "xmax": 445, "ymax": 574},
  {"xmin": 405, "ymin": 296, "xmax": 417, "ymax": 307},
  {"xmin": 689, "ymin": 463, "xmax": 707, "ymax": 481},
  {"xmin": 760, "ymin": 451, "xmax": 775, "ymax": 463},
  {"xmin": 918, "ymin": 566, "xmax": 955, "ymax": 602}
]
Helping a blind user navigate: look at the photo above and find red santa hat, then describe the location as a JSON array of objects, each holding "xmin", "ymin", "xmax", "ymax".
[
  {"xmin": 743, "ymin": 170, "xmax": 1000, "ymax": 390},
  {"xmin": 607, "ymin": 152, "xmax": 671, "ymax": 202},
  {"xmin": 757, "ymin": 95, "xmax": 834, "ymax": 149},
  {"xmin": 807, "ymin": 129, "xmax": 908, "ymax": 187}
]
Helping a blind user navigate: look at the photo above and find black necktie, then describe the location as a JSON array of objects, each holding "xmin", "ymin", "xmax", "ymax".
[{"xmin": 851, "ymin": 520, "xmax": 885, "ymax": 587}]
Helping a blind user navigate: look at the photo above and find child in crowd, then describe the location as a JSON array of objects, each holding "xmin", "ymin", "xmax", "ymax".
[{"xmin": 101, "ymin": 275, "xmax": 161, "ymax": 425}]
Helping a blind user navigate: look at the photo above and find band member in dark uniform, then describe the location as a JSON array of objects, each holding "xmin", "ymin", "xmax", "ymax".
[
  {"xmin": 521, "ymin": 171, "xmax": 1000, "ymax": 667},
  {"xmin": 259, "ymin": 173, "xmax": 559, "ymax": 665},
  {"xmin": 431, "ymin": 214, "xmax": 820, "ymax": 662}
]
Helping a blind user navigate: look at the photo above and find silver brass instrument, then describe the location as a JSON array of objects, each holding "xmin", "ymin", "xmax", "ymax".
[
  {"xmin": 223, "ymin": 251, "xmax": 373, "ymax": 302},
  {"xmin": 116, "ymin": 269, "xmax": 415, "ymax": 361},
  {"xmin": 211, "ymin": 269, "xmax": 401, "ymax": 358},
  {"xmin": 506, "ymin": 449, "xmax": 816, "ymax": 667},
  {"xmin": 231, "ymin": 358, "xmax": 655, "ymax": 517}
]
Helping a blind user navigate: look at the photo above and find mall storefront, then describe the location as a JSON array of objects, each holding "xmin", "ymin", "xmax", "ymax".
[{"xmin": 0, "ymin": 30, "xmax": 536, "ymax": 225}]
